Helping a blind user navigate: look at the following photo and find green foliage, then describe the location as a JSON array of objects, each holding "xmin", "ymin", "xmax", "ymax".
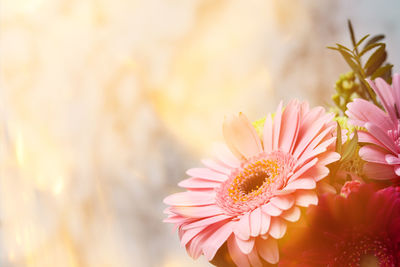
[
  {"xmin": 332, "ymin": 72, "xmax": 360, "ymax": 113},
  {"xmin": 329, "ymin": 122, "xmax": 361, "ymax": 181},
  {"xmin": 328, "ymin": 20, "xmax": 393, "ymax": 115}
]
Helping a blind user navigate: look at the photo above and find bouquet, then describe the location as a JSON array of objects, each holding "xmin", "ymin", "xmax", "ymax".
[{"xmin": 162, "ymin": 21, "xmax": 400, "ymax": 266}]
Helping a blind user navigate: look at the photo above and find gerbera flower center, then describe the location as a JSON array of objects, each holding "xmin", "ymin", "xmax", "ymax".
[
  {"xmin": 387, "ymin": 121, "xmax": 400, "ymax": 149},
  {"xmin": 215, "ymin": 151, "xmax": 294, "ymax": 216},
  {"xmin": 240, "ymin": 171, "xmax": 271, "ymax": 195},
  {"xmin": 334, "ymin": 231, "xmax": 397, "ymax": 267},
  {"xmin": 229, "ymin": 158, "xmax": 279, "ymax": 201}
]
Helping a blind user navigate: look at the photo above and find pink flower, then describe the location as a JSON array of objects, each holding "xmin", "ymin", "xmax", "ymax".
[
  {"xmin": 163, "ymin": 100, "xmax": 339, "ymax": 266},
  {"xmin": 340, "ymin": 180, "xmax": 362, "ymax": 197},
  {"xmin": 346, "ymin": 74, "xmax": 400, "ymax": 180},
  {"xmin": 280, "ymin": 184, "xmax": 400, "ymax": 266}
]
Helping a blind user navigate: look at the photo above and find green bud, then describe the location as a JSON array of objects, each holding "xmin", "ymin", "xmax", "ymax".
[
  {"xmin": 345, "ymin": 71, "xmax": 355, "ymax": 81},
  {"xmin": 335, "ymin": 84, "xmax": 343, "ymax": 94},
  {"xmin": 332, "ymin": 94, "xmax": 341, "ymax": 105},
  {"xmin": 350, "ymin": 92, "xmax": 361, "ymax": 101},
  {"xmin": 342, "ymin": 80, "xmax": 354, "ymax": 91}
]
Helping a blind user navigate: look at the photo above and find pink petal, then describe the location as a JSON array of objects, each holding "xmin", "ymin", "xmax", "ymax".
[
  {"xmin": 295, "ymin": 190, "xmax": 318, "ymax": 207},
  {"xmin": 359, "ymin": 145, "xmax": 388, "ymax": 164},
  {"xmin": 187, "ymin": 220, "xmax": 232, "ymax": 259},
  {"xmin": 317, "ymin": 151, "xmax": 341, "ymax": 165},
  {"xmin": 185, "ymin": 188, "xmax": 215, "ymax": 193},
  {"xmin": 202, "ymin": 221, "xmax": 235, "ymax": 260},
  {"xmin": 289, "ymin": 158, "xmax": 318, "ymax": 182},
  {"xmin": 358, "ymin": 131, "xmax": 386, "ymax": 147},
  {"xmin": 260, "ymin": 212, "xmax": 271, "ymax": 235},
  {"xmin": 281, "ymin": 206, "xmax": 301, "ymax": 222},
  {"xmin": 299, "ymin": 136, "xmax": 336, "ymax": 164},
  {"xmin": 365, "ymin": 122, "xmax": 398, "ymax": 154},
  {"xmin": 227, "ymin": 235, "xmax": 250, "ymax": 267},
  {"xmin": 363, "ymin": 162, "xmax": 397, "ymax": 180},
  {"xmin": 298, "ymin": 101, "xmax": 310, "ymax": 121},
  {"xmin": 386, "ymin": 154, "xmax": 400, "ymax": 165},
  {"xmin": 347, "ymin": 116, "xmax": 368, "ymax": 128},
  {"xmin": 163, "ymin": 207, "xmax": 174, "ymax": 215},
  {"xmin": 182, "ymin": 214, "xmax": 231, "ymax": 230},
  {"xmin": 274, "ymin": 189, "xmax": 295, "ymax": 196},
  {"xmin": 279, "ymin": 99, "xmax": 300, "ymax": 153},
  {"xmin": 187, "ymin": 231, "xmax": 206, "ymax": 259},
  {"xmin": 235, "ymin": 235, "xmax": 255, "ymax": 254},
  {"xmin": 223, "ymin": 113, "xmax": 263, "ymax": 159},
  {"xmin": 393, "ymin": 73, "xmax": 400, "ymax": 108},
  {"xmin": 256, "ymin": 237, "xmax": 279, "ymax": 264},
  {"xmin": 346, "ymin": 98, "xmax": 392, "ymax": 130},
  {"xmin": 234, "ymin": 212, "xmax": 251, "ymax": 240},
  {"xmin": 270, "ymin": 195, "xmax": 295, "ymax": 210},
  {"xmin": 273, "ymin": 101, "xmax": 283, "ymax": 150},
  {"xmin": 268, "ymin": 217, "xmax": 287, "ymax": 239},
  {"xmin": 316, "ymin": 166, "xmax": 331, "ymax": 182},
  {"xmin": 178, "ymin": 178, "xmax": 221, "ymax": 189},
  {"xmin": 369, "ymin": 78, "xmax": 397, "ymax": 123},
  {"xmin": 297, "ymin": 125, "xmax": 335, "ymax": 165},
  {"xmin": 201, "ymin": 159, "xmax": 231, "ymax": 175},
  {"xmin": 163, "ymin": 215, "xmax": 185, "ymax": 224},
  {"xmin": 164, "ymin": 191, "xmax": 215, "ymax": 206},
  {"xmin": 293, "ymin": 112, "xmax": 331, "ymax": 158},
  {"xmin": 297, "ymin": 106, "xmax": 325, "ymax": 138},
  {"xmin": 284, "ymin": 178, "xmax": 316, "ymax": 191},
  {"xmin": 171, "ymin": 205, "xmax": 224, "ymax": 218},
  {"xmin": 186, "ymin": 168, "xmax": 228, "ymax": 182},
  {"xmin": 212, "ymin": 143, "xmax": 241, "ymax": 168},
  {"xmin": 247, "ymin": 249, "xmax": 263, "ymax": 267},
  {"xmin": 261, "ymin": 203, "xmax": 282, "ymax": 216},
  {"xmin": 263, "ymin": 114, "xmax": 273, "ymax": 153},
  {"xmin": 299, "ymin": 164, "xmax": 330, "ymax": 182},
  {"xmin": 395, "ymin": 166, "xmax": 400, "ymax": 176},
  {"xmin": 250, "ymin": 207, "xmax": 262, "ymax": 237},
  {"xmin": 181, "ymin": 226, "xmax": 206, "ymax": 246}
]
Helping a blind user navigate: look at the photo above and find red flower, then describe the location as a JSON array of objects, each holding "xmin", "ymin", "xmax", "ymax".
[{"xmin": 280, "ymin": 184, "xmax": 400, "ymax": 266}]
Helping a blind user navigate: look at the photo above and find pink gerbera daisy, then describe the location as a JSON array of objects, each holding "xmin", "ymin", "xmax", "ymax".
[
  {"xmin": 163, "ymin": 100, "xmax": 339, "ymax": 266},
  {"xmin": 280, "ymin": 184, "xmax": 400, "ymax": 266},
  {"xmin": 346, "ymin": 74, "xmax": 400, "ymax": 180}
]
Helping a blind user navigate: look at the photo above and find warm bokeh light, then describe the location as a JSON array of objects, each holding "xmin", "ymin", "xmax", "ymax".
[{"xmin": 1, "ymin": 0, "xmax": 399, "ymax": 266}]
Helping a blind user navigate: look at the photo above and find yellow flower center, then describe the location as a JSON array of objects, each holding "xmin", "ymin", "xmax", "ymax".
[
  {"xmin": 228, "ymin": 159, "xmax": 279, "ymax": 202},
  {"xmin": 215, "ymin": 151, "xmax": 295, "ymax": 216}
]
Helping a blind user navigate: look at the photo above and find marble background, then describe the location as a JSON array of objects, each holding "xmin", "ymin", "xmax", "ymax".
[{"xmin": 1, "ymin": 0, "xmax": 399, "ymax": 266}]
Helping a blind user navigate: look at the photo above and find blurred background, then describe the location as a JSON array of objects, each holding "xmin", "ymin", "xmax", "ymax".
[{"xmin": 1, "ymin": 0, "xmax": 399, "ymax": 266}]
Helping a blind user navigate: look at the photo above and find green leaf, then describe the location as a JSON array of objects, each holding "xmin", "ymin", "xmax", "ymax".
[
  {"xmin": 382, "ymin": 68, "xmax": 392, "ymax": 84},
  {"xmin": 335, "ymin": 122, "xmax": 342, "ymax": 154},
  {"xmin": 342, "ymin": 131, "xmax": 358, "ymax": 162},
  {"xmin": 365, "ymin": 46, "xmax": 387, "ymax": 76},
  {"xmin": 348, "ymin": 20, "xmax": 357, "ymax": 50},
  {"xmin": 359, "ymin": 43, "xmax": 385, "ymax": 57},
  {"xmin": 338, "ymin": 49, "xmax": 360, "ymax": 73},
  {"xmin": 364, "ymin": 34, "xmax": 385, "ymax": 48},
  {"xmin": 355, "ymin": 34, "xmax": 370, "ymax": 48},
  {"xmin": 336, "ymin": 43, "xmax": 353, "ymax": 52},
  {"xmin": 327, "ymin": 46, "xmax": 344, "ymax": 52},
  {"xmin": 371, "ymin": 64, "xmax": 393, "ymax": 80}
]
